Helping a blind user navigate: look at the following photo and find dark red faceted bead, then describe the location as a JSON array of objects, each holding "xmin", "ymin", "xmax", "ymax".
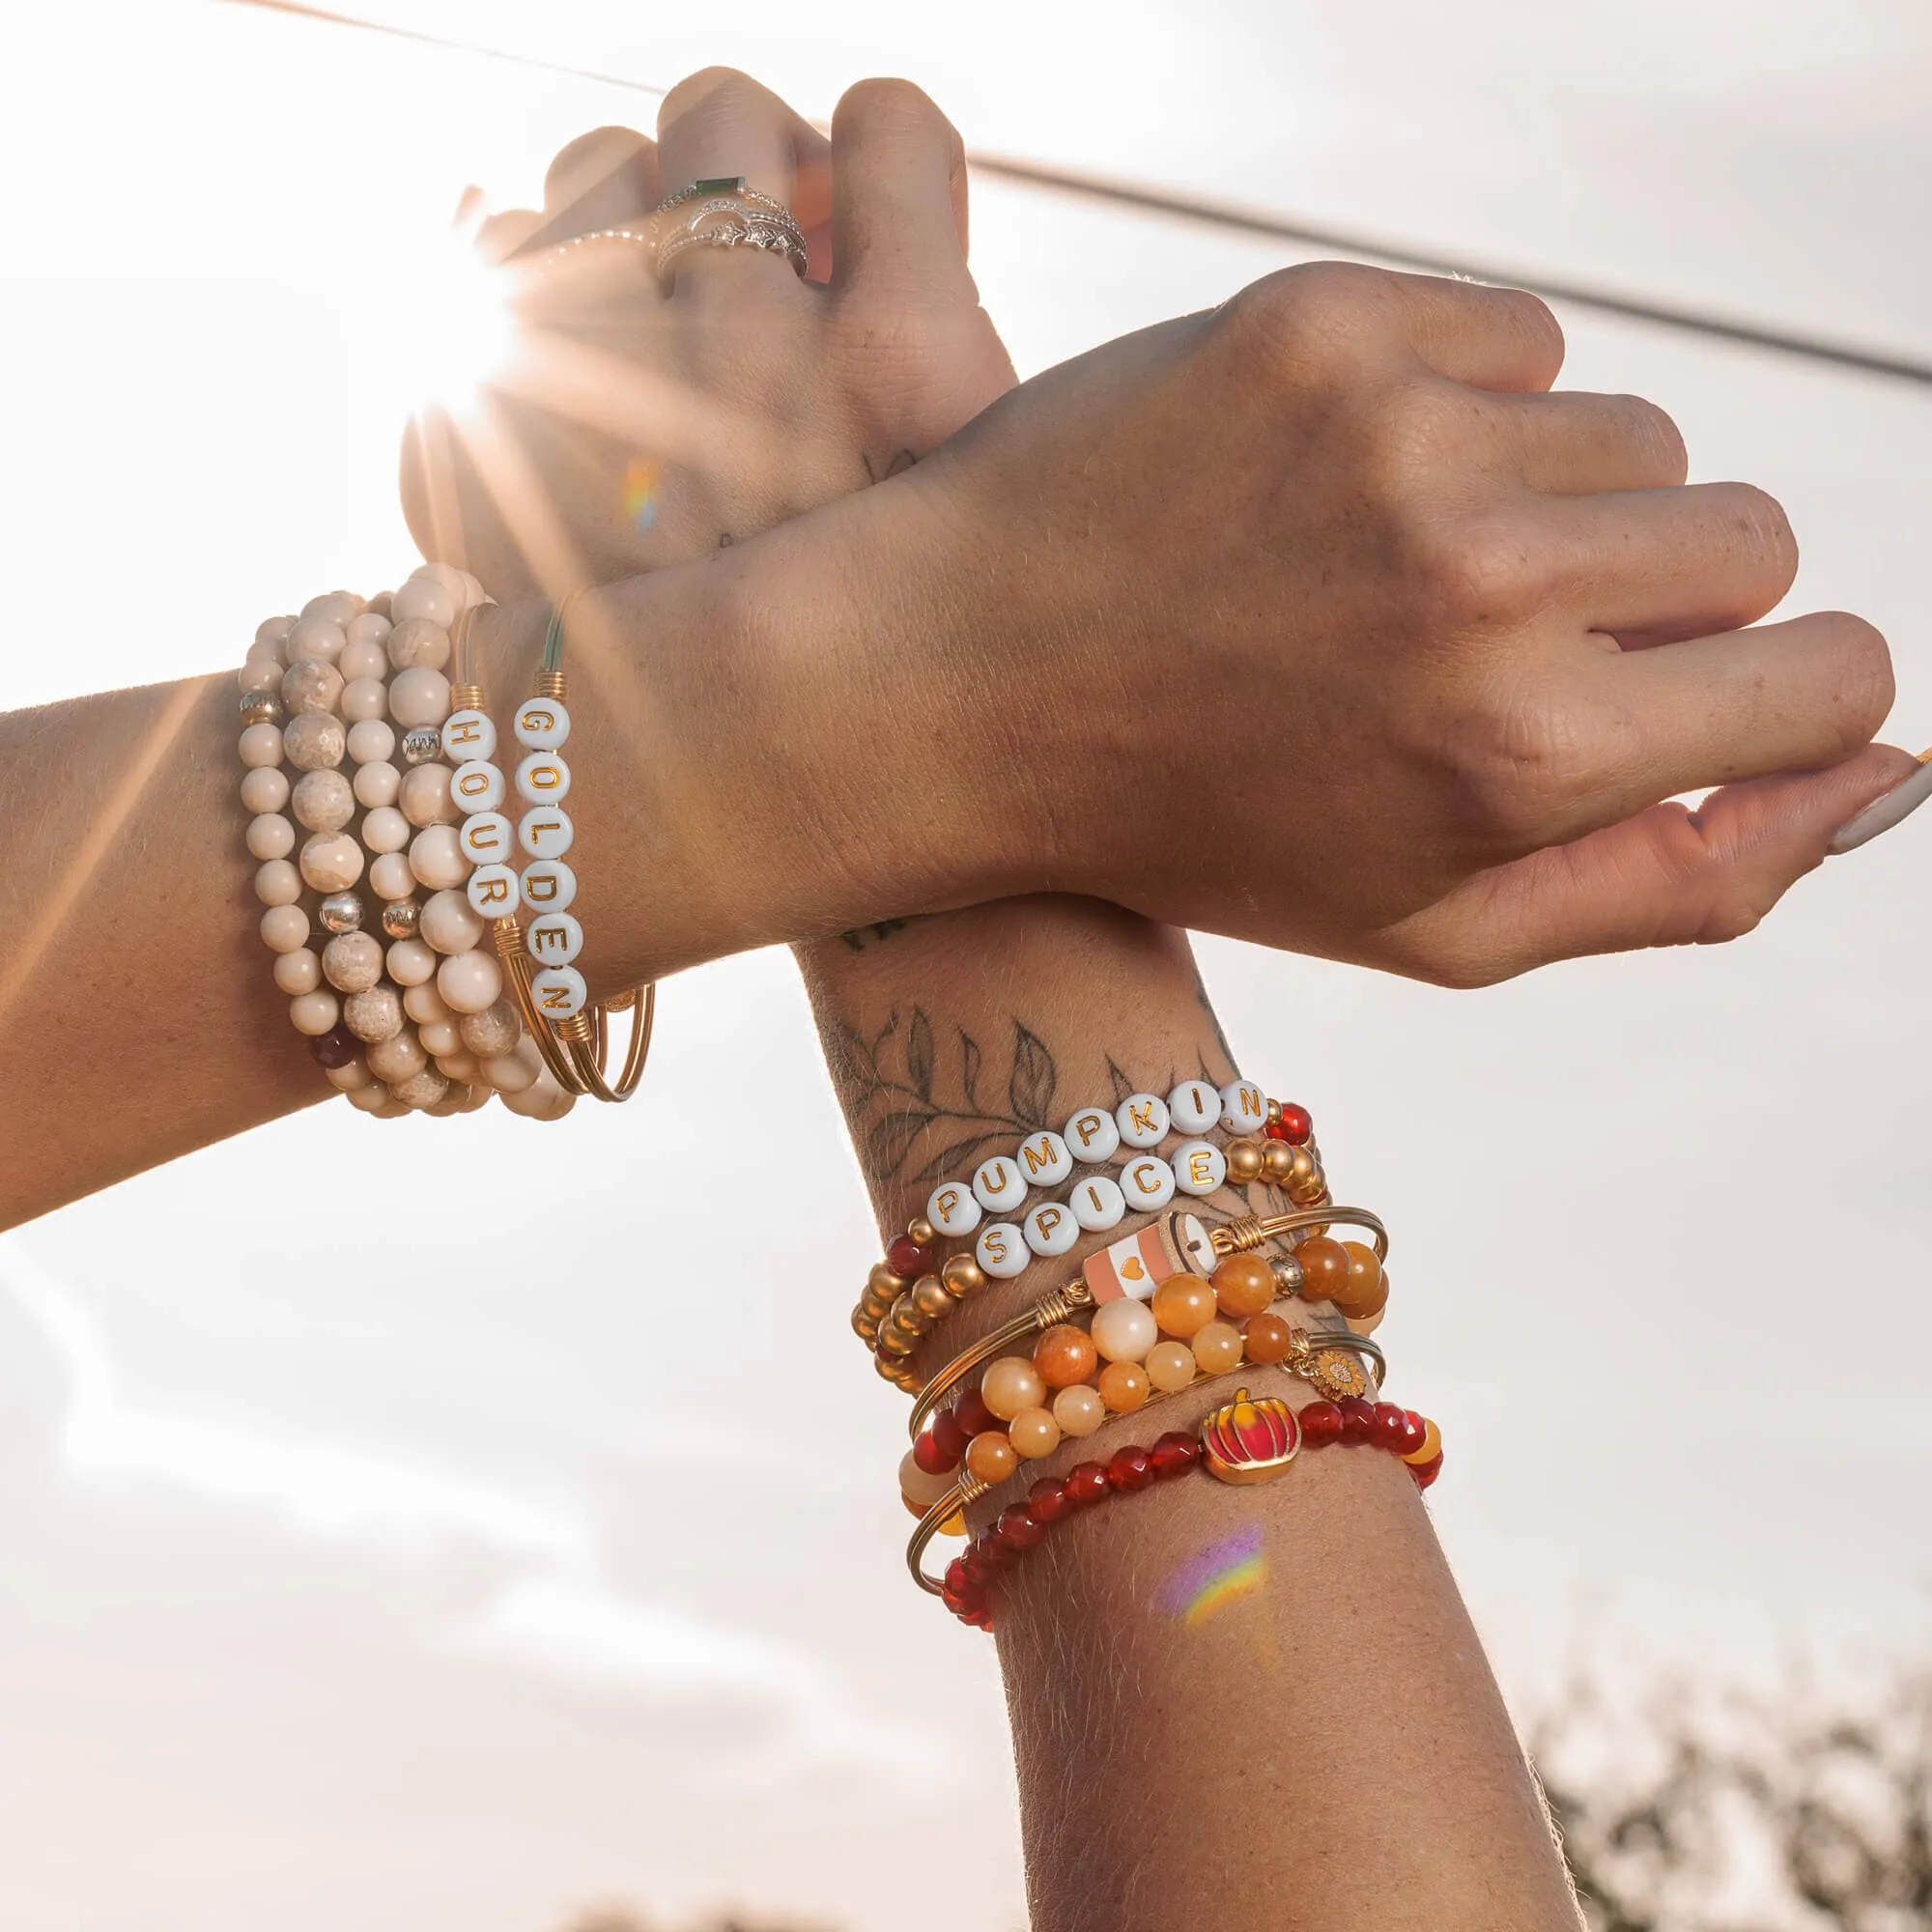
[
  {"xmin": 945, "ymin": 1558, "xmax": 971, "ymax": 1598},
  {"xmin": 309, "ymin": 1023, "xmax": 359, "ymax": 1069},
  {"xmin": 1107, "ymin": 1446, "xmax": 1155, "ymax": 1492},
  {"xmin": 1298, "ymin": 1401, "xmax": 1344, "ymax": 1447},
  {"xmin": 952, "ymin": 1388, "xmax": 997, "ymax": 1439},
  {"xmin": 1028, "ymin": 1477, "xmax": 1070, "ymax": 1523},
  {"xmin": 997, "ymin": 1502, "xmax": 1045, "ymax": 1549},
  {"xmin": 931, "ymin": 1406, "xmax": 970, "ymax": 1463},
  {"xmin": 942, "ymin": 1586, "xmax": 967, "ymax": 1617},
  {"xmin": 913, "ymin": 1429, "xmax": 958, "ymax": 1476},
  {"xmin": 1338, "ymin": 1396, "xmax": 1378, "ymax": 1443},
  {"xmin": 1150, "ymin": 1432, "xmax": 1201, "ymax": 1478},
  {"xmin": 1065, "ymin": 1462, "xmax": 1111, "ymax": 1507},
  {"xmin": 887, "ymin": 1234, "xmax": 933, "ymax": 1279},
  {"xmin": 1278, "ymin": 1102, "xmax": 1313, "ymax": 1146},
  {"xmin": 1373, "ymin": 1402, "xmax": 1410, "ymax": 1452},
  {"xmin": 1398, "ymin": 1408, "xmax": 1430, "ymax": 1458},
  {"xmin": 970, "ymin": 1606, "xmax": 996, "ymax": 1630},
  {"xmin": 1411, "ymin": 1450, "xmax": 1444, "ymax": 1490}
]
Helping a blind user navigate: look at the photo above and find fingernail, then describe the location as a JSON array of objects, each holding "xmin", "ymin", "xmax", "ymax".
[{"xmin": 1828, "ymin": 748, "xmax": 1932, "ymax": 855}]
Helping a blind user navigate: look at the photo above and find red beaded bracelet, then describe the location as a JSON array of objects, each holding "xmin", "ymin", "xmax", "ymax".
[{"xmin": 936, "ymin": 1394, "xmax": 1443, "ymax": 1630}]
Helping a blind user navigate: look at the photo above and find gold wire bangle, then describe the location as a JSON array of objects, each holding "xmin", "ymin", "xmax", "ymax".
[{"xmin": 1211, "ymin": 1205, "xmax": 1387, "ymax": 1261}]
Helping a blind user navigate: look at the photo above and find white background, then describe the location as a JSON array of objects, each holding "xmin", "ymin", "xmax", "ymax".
[{"xmin": 0, "ymin": 3, "xmax": 1927, "ymax": 1928}]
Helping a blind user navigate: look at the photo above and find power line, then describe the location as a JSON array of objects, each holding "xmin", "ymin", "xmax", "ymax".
[{"xmin": 214, "ymin": 0, "xmax": 1932, "ymax": 387}]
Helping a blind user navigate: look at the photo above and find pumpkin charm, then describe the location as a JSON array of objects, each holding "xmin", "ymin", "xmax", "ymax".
[{"xmin": 1199, "ymin": 1388, "xmax": 1300, "ymax": 1485}]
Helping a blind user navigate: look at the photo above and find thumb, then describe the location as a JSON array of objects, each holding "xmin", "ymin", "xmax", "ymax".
[{"xmin": 1374, "ymin": 743, "xmax": 1923, "ymax": 988}]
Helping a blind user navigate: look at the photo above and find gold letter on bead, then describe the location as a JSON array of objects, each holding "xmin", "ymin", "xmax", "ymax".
[{"xmin": 1127, "ymin": 1100, "xmax": 1158, "ymax": 1139}]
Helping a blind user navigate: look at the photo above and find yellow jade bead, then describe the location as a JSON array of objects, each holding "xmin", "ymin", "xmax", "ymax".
[
  {"xmin": 965, "ymin": 1431, "xmax": 1018, "ymax": 1485},
  {"xmin": 981, "ymin": 1356, "xmax": 1048, "ymax": 1421},
  {"xmin": 1330, "ymin": 1241, "xmax": 1390, "ymax": 1321},
  {"xmin": 1091, "ymin": 1298, "xmax": 1157, "ymax": 1363},
  {"xmin": 1145, "ymin": 1341, "xmax": 1197, "ymax": 1394},
  {"xmin": 1009, "ymin": 1408, "xmax": 1063, "ymax": 1461},
  {"xmin": 1151, "ymin": 1274, "xmax": 1218, "ymax": 1339},
  {"xmin": 1191, "ymin": 1319, "xmax": 1245, "ymax": 1376},
  {"xmin": 939, "ymin": 1511, "xmax": 967, "ymax": 1538},
  {"xmin": 1052, "ymin": 1384, "xmax": 1107, "ymax": 1437},
  {"xmin": 1097, "ymin": 1359, "xmax": 1151, "ymax": 1413}
]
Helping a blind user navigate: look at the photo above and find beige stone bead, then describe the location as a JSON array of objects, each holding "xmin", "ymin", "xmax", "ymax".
[
  {"xmin": 505, "ymin": 1070, "xmax": 575, "ymax": 1121},
  {"xmin": 436, "ymin": 948, "xmax": 502, "ymax": 1014},
  {"xmin": 459, "ymin": 1081, "xmax": 494, "ymax": 1112},
  {"xmin": 385, "ymin": 617, "xmax": 450, "ymax": 671},
  {"xmin": 361, "ymin": 805, "xmax": 410, "ymax": 854},
  {"xmin": 390, "ymin": 574, "xmax": 457, "ymax": 628},
  {"xmin": 419, "ymin": 887, "xmax": 482, "ymax": 955},
  {"xmin": 401, "ymin": 976, "xmax": 450, "ymax": 1022},
  {"xmin": 259, "ymin": 904, "xmax": 309, "ymax": 953},
  {"xmin": 354, "ymin": 759, "xmax": 402, "ymax": 810},
  {"xmin": 398, "ymin": 762, "xmax": 457, "ymax": 828},
  {"xmin": 340, "ymin": 637, "xmax": 389, "ymax": 684},
  {"xmin": 292, "ymin": 768, "xmax": 355, "ymax": 833},
  {"xmin": 324, "ymin": 1055, "xmax": 373, "ymax": 1092},
  {"xmin": 458, "ymin": 999, "xmax": 521, "ymax": 1058},
  {"xmin": 254, "ymin": 859, "xmax": 300, "ymax": 907},
  {"xmin": 343, "ymin": 611, "xmax": 391, "ymax": 660},
  {"xmin": 300, "ymin": 589, "xmax": 363, "ymax": 627},
  {"xmin": 479, "ymin": 1037, "xmax": 540, "ymax": 1093},
  {"xmin": 364, "ymin": 1026, "xmax": 427, "ymax": 1083},
  {"xmin": 344, "ymin": 1080, "xmax": 390, "ymax": 1114},
  {"xmin": 418, "ymin": 1017, "xmax": 462, "ymax": 1056},
  {"xmin": 281, "ymin": 658, "xmax": 344, "ymax": 718},
  {"xmin": 282, "ymin": 713, "xmax": 345, "ymax": 771},
  {"xmin": 289, "ymin": 989, "xmax": 340, "ymax": 1036},
  {"xmin": 388, "ymin": 666, "xmax": 451, "ymax": 728},
  {"xmin": 285, "ymin": 614, "xmax": 346, "ymax": 665},
  {"xmin": 245, "ymin": 812, "xmax": 294, "ymax": 861},
  {"xmin": 390, "ymin": 1067, "xmax": 450, "ymax": 1109},
  {"xmin": 272, "ymin": 947, "xmax": 321, "ymax": 995},
  {"xmin": 435, "ymin": 1050, "xmax": 480, "ymax": 1081},
  {"xmin": 322, "ymin": 930, "xmax": 384, "ymax": 993},
  {"xmin": 299, "ymin": 832, "xmax": 363, "ymax": 893},
  {"xmin": 341, "ymin": 675, "xmax": 387, "ymax": 724},
  {"xmin": 409, "ymin": 824, "xmax": 469, "ymax": 891},
  {"xmin": 239, "ymin": 654, "xmax": 284, "ymax": 694},
  {"xmin": 239, "ymin": 766, "xmax": 289, "ymax": 814},
  {"xmin": 344, "ymin": 984, "xmax": 405, "ymax": 1043},
  {"xmin": 377, "ymin": 933, "xmax": 431, "ymax": 989},
  {"xmin": 348, "ymin": 719, "xmax": 396, "ymax": 767},
  {"xmin": 239, "ymin": 722, "xmax": 284, "ymax": 769},
  {"xmin": 254, "ymin": 613, "xmax": 297, "ymax": 653},
  {"xmin": 368, "ymin": 850, "xmax": 415, "ymax": 901}
]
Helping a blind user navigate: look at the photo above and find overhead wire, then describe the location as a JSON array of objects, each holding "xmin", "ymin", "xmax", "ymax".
[{"xmin": 213, "ymin": 0, "xmax": 1932, "ymax": 387}]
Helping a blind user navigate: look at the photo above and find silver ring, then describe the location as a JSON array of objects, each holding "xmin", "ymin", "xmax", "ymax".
[
  {"xmin": 655, "ymin": 175, "xmax": 794, "ymax": 224},
  {"xmin": 651, "ymin": 177, "xmax": 807, "ymax": 291}
]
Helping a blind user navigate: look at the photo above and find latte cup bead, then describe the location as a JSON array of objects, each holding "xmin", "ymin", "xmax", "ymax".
[
  {"xmin": 1220, "ymin": 1079, "xmax": 1268, "ymax": 1135},
  {"xmin": 1023, "ymin": 1202, "xmax": 1080, "ymax": 1258},
  {"xmin": 321, "ymin": 930, "xmax": 384, "ymax": 993},
  {"xmin": 284, "ymin": 614, "xmax": 346, "ymax": 665},
  {"xmin": 520, "ymin": 858, "xmax": 576, "ymax": 913},
  {"xmin": 1120, "ymin": 1154, "xmax": 1177, "ymax": 1212},
  {"xmin": 340, "ymin": 675, "xmax": 387, "ymax": 724},
  {"xmin": 388, "ymin": 667, "xmax": 451, "ymax": 729},
  {"xmin": 438, "ymin": 948, "xmax": 504, "ymax": 1014},
  {"xmin": 385, "ymin": 616, "xmax": 450, "ymax": 670},
  {"xmin": 364, "ymin": 1028, "xmax": 428, "ymax": 1083},
  {"xmin": 1168, "ymin": 1081, "xmax": 1222, "ymax": 1136},
  {"xmin": 289, "ymin": 989, "xmax": 341, "ymax": 1037},
  {"xmin": 239, "ymin": 766, "xmax": 289, "ymax": 814},
  {"xmin": 272, "ymin": 947, "xmax": 321, "ymax": 995},
  {"xmin": 926, "ymin": 1181, "xmax": 982, "ymax": 1239},
  {"xmin": 403, "ymin": 978, "xmax": 451, "ymax": 1024},
  {"xmin": 458, "ymin": 999, "xmax": 521, "ymax": 1058},
  {"xmin": 390, "ymin": 573, "xmax": 457, "ymax": 628},
  {"xmin": 299, "ymin": 832, "xmax": 363, "ymax": 894},
  {"xmin": 1063, "ymin": 1105, "xmax": 1122, "ymax": 1165},
  {"xmin": 282, "ymin": 713, "xmax": 345, "ymax": 771},
  {"xmin": 1116, "ymin": 1092, "xmax": 1171, "ymax": 1149},
  {"xmin": 347, "ymin": 719, "xmax": 396, "ymax": 766},
  {"xmin": 254, "ymin": 859, "xmax": 300, "ymax": 906},
  {"xmin": 513, "ymin": 696, "xmax": 570, "ymax": 750},
  {"xmin": 974, "ymin": 1222, "xmax": 1029, "ymax": 1281},
  {"xmin": 515, "ymin": 751, "xmax": 571, "ymax": 805},
  {"xmin": 385, "ymin": 938, "xmax": 439, "ymax": 987},
  {"xmin": 245, "ymin": 813, "xmax": 295, "ymax": 861},
  {"xmin": 518, "ymin": 807, "xmax": 574, "ymax": 860},
  {"xmin": 280, "ymin": 658, "xmax": 343, "ymax": 718},
  {"xmin": 526, "ymin": 912, "xmax": 582, "ymax": 967},
  {"xmin": 409, "ymin": 825, "xmax": 469, "ymax": 891},
  {"xmin": 419, "ymin": 888, "xmax": 484, "ymax": 955},
  {"xmin": 239, "ymin": 722, "xmax": 285, "ymax": 769},
  {"xmin": 527, "ymin": 963, "xmax": 585, "ymax": 1019},
  {"xmin": 451, "ymin": 759, "xmax": 505, "ymax": 815},
  {"xmin": 467, "ymin": 862, "xmax": 519, "ymax": 920},
  {"xmin": 1052, "ymin": 1384, "xmax": 1107, "ymax": 1438},
  {"xmin": 1069, "ymin": 1174, "xmax": 1127, "ymax": 1232},
  {"xmin": 291, "ymin": 768, "xmax": 355, "ymax": 833},
  {"xmin": 981, "ymin": 1356, "xmax": 1047, "ymax": 1422},
  {"xmin": 441, "ymin": 708, "xmax": 497, "ymax": 762},
  {"xmin": 259, "ymin": 904, "xmax": 309, "ymax": 953},
  {"xmin": 1091, "ymin": 1297, "xmax": 1158, "ymax": 1364},
  {"xmin": 343, "ymin": 984, "xmax": 405, "ymax": 1043},
  {"xmin": 972, "ymin": 1156, "xmax": 1027, "ymax": 1215},
  {"xmin": 1172, "ymin": 1140, "xmax": 1229, "ymax": 1197},
  {"xmin": 399, "ymin": 762, "xmax": 457, "ymax": 828},
  {"xmin": 1146, "ymin": 1341, "xmax": 1197, "ymax": 1394},
  {"xmin": 369, "ymin": 850, "xmax": 415, "ymax": 901}
]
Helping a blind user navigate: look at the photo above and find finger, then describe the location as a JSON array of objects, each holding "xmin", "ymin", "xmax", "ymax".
[
  {"xmin": 1378, "ymin": 743, "xmax": 1921, "ymax": 986},
  {"xmin": 475, "ymin": 209, "xmax": 546, "ymax": 266},
  {"xmin": 830, "ymin": 77, "xmax": 975, "ymax": 299},
  {"xmin": 1492, "ymin": 388, "xmax": 1689, "ymax": 495},
  {"xmin": 1378, "ymin": 271, "xmax": 1567, "ymax": 391},
  {"xmin": 542, "ymin": 126, "xmax": 661, "ymax": 239},
  {"xmin": 1545, "ymin": 480, "xmax": 1797, "ymax": 643},
  {"xmin": 655, "ymin": 68, "xmax": 829, "ymax": 302}
]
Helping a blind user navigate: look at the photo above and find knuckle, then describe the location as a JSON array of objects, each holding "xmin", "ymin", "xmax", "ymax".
[
  {"xmin": 1404, "ymin": 504, "xmax": 1558, "ymax": 631},
  {"xmin": 659, "ymin": 66, "xmax": 766, "ymax": 131},
  {"xmin": 1448, "ymin": 676, "xmax": 1591, "ymax": 843},
  {"xmin": 1488, "ymin": 285, "xmax": 1565, "ymax": 373},
  {"xmin": 1217, "ymin": 261, "xmax": 1396, "ymax": 367}
]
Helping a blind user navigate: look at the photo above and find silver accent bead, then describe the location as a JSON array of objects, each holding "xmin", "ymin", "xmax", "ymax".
[
  {"xmin": 400, "ymin": 726, "xmax": 442, "ymax": 766},
  {"xmin": 381, "ymin": 898, "xmax": 420, "ymax": 939},
  {"xmin": 319, "ymin": 891, "xmax": 365, "ymax": 934},
  {"xmin": 240, "ymin": 689, "xmax": 285, "ymax": 727},
  {"xmin": 1270, "ymin": 1256, "xmax": 1305, "ymax": 1294}
]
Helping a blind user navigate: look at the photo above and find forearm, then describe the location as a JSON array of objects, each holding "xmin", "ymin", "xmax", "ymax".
[{"xmin": 801, "ymin": 901, "xmax": 1580, "ymax": 1931}]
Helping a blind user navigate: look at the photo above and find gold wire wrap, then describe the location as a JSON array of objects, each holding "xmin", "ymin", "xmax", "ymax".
[
  {"xmin": 1211, "ymin": 1206, "xmax": 1387, "ymax": 1261},
  {"xmin": 906, "ymin": 1282, "xmax": 1096, "ymax": 1442}
]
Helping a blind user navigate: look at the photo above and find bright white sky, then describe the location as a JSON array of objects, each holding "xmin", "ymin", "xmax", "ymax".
[{"xmin": 0, "ymin": 4, "xmax": 1928, "ymax": 1930}]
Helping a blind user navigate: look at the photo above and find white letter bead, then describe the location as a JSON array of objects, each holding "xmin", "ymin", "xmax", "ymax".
[
  {"xmin": 925, "ymin": 1182, "xmax": 981, "ymax": 1238},
  {"xmin": 1172, "ymin": 1140, "xmax": 1228, "ymax": 1196},
  {"xmin": 451, "ymin": 759, "xmax": 505, "ymax": 812},
  {"xmin": 515, "ymin": 752, "xmax": 571, "ymax": 804},
  {"xmin": 513, "ymin": 698, "xmax": 570, "ymax": 750},
  {"xmin": 1023, "ymin": 1203, "xmax": 1080, "ymax": 1257},
  {"xmin": 1167, "ymin": 1081, "xmax": 1221, "ymax": 1135},
  {"xmin": 1015, "ymin": 1130, "xmax": 1073, "ymax": 1187},
  {"xmin": 467, "ymin": 863, "xmax": 520, "ymax": 920},
  {"xmin": 526, "ymin": 912, "xmax": 583, "ymax": 966},
  {"xmin": 1070, "ymin": 1174, "xmax": 1128, "ymax": 1232},
  {"xmin": 459, "ymin": 810, "xmax": 514, "ymax": 866},
  {"xmin": 441, "ymin": 708, "xmax": 497, "ymax": 762},
  {"xmin": 971, "ymin": 1156, "xmax": 1028, "ymax": 1214},
  {"xmin": 520, "ymin": 859, "xmax": 576, "ymax": 913},
  {"xmin": 519, "ymin": 807, "xmax": 574, "ymax": 859},
  {"xmin": 974, "ymin": 1221, "xmax": 1029, "ymax": 1280},
  {"xmin": 1116, "ymin": 1092, "xmax": 1170, "ymax": 1149},
  {"xmin": 1063, "ymin": 1106, "xmax": 1121, "ymax": 1164},
  {"xmin": 528, "ymin": 964, "xmax": 586, "ymax": 1018},
  {"xmin": 1120, "ymin": 1154, "xmax": 1177, "ymax": 1211},
  {"xmin": 1220, "ymin": 1079, "xmax": 1268, "ymax": 1135}
]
